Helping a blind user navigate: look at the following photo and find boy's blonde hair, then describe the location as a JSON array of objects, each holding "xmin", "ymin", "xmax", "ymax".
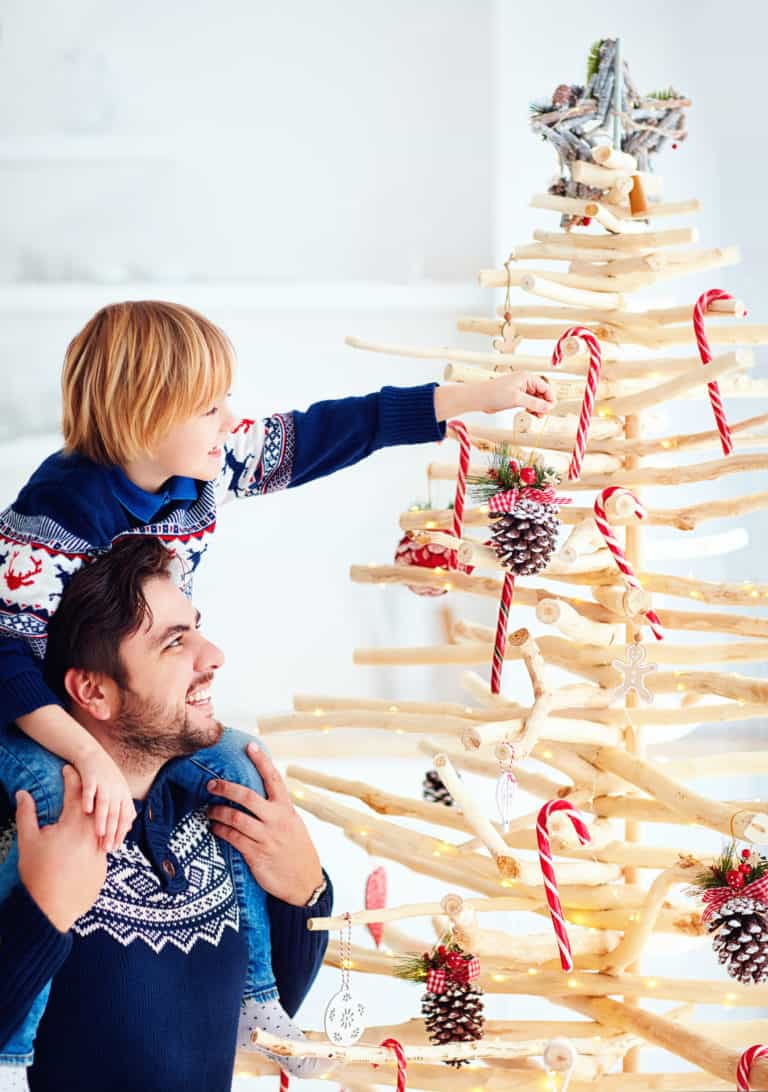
[{"xmin": 61, "ymin": 300, "xmax": 236, "ymax": 465}]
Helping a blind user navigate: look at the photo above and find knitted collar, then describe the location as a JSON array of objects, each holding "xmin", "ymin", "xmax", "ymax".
[{"xmin": 108, "ymin": 464, "xmax": 199, "ymax": 522}]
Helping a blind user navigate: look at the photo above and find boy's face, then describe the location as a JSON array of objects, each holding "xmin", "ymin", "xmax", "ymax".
[{"xmin": 152, "ymin": 392, "xmax": 238, "ymax": 482}]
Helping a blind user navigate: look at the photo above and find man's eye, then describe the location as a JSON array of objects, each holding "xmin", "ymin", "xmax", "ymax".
[{"xmin": 166, "ymin": 636, "xmax": 183, "ymax": 650}]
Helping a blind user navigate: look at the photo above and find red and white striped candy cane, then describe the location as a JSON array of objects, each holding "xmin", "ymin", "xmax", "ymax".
[
  {"xmin": 737, "ymin": 1044, "xmax": 768, "ymax": 1092},
  {"xmin": 279, "ymin": 1070, "xmax": 290, "ymax": 1092},
  {"xmin": 551, "ymin": 326, "xmax": 602, "ymax": 481},
  {"xmin": 593, "ymin": 486, "xmax": 664, "ymax": 641},
  {"xmin": 379, "ymin": 1037, "xmax": 408, "ymax": 1092},
  {"xmin": 449, "ymin": 419, "xmax": 472, "ymax": 572},
  {"xmin": 490, "ymin": 571, "xmax": 515, "ymax": 694},
  {"xmin": 693, "ymin": 289, "xmax": 737, "ymax": 456},
  {"xmin": 536, "ymin": 800, "xmax": 591, "ymax": 971}
]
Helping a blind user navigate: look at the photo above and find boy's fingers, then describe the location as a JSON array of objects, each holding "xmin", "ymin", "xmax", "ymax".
[
  {"xmin": 81, "ymin": 779, "xmax": 97, "ymax": 816},
  {"xmin": 93, "ymin": 792, "xmax": 110, "ymax": 839},
  {"xmin": 103, "ymin": 807, "xmax": 120, "ymax": 854},
  {"xmin": 518, "ymin": 392, "xmax": 555, "ymax": 414},
  {"xmin": 14, "ymin": 790, "xmax": 40, "ymax": 843},
  {"xmin": 60, "ymin": 765, "xmax": 83, "ymax": 818},
  {"xmin": 246, "ymin": 743, "xmax": 289, "ymax": 803}
]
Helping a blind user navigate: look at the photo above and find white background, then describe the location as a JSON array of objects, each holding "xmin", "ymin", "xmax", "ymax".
[{"xmin": 0, "ymin": 2, "xmax": 766, "ymax": 1087}]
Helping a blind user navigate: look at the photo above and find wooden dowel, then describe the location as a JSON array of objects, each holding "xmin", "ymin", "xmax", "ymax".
[
  {"xmin": 572, "ymin": 159, "xmax": 633, "ymax": 188},
  {"xmin": 536, "ymin": 598, "xmax": 622, "ymax": 646},
  {"xmin": 477, "ymin": 264, "xmax": 654, "ymax": 292},
  {"xmin": 579, "ymin": 744, "xmax": 768, "ymax": 842},
  {"xmin": 592, "ymin": 146, "xmax": 638, "ymax": 171},
  {"xmin": 625, "ymin": 198, "xmax": 702, "ymax": 220},
  {"xmin": 599, "ymin": 350, "xmax": 748, "ymax": 415},
  {"xmin": 532, "ymin": 226, "xmax": 697, "ymax": 251},
  {"xmin": 520, "ymin": 272, "xmax": 625, "ymax": 309},
  {"xmin": 647, "ymin": 299, "xmax": 747, "ymax": 323},
  {"xmin": 344, "ymin": 334, "xmax": 572, "ymax": 374}
]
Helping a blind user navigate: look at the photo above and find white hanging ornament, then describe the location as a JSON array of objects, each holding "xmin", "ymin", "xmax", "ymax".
[
  {"xmin": 324, "ymin": 913, "xmax": 366, "ymax": 1045},
  {"xmin": 494, "ymin": 742, "xmax": 518, "ymax": 833},
  {"xmin": 612, "ymin": 639, "xmax": 657, "ymax": 704}
]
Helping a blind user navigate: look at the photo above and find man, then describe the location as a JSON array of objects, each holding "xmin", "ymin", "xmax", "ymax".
[{"xmin": 0, "ymin": 536, "xmax": 332, "ymax": 1091}]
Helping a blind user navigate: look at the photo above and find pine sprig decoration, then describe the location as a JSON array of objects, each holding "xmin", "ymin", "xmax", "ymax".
[
  {"xmin": 586, "ymin": 39, "xmax": 605, "ymax": 84},
  {"xmin": 645, "ymin": 86, "xmax": 682, "ymax": 102},
  {"xmin": 468, "ymin": 444, "xmax": 561, "ymax": 507},
  {"xmin": 687, "ymin": 842, "xmax": 768, "ymax": 896},
  {"xmin": 394, "ymin": 937, "xmax": 475, "ymax": 984}
]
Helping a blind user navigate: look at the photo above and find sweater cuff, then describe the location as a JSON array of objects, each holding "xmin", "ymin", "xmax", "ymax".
[
  {"xmin": 1, "ymin": 672, "xmax": 63, "ymax": 723},
  {"xmin": 377, "ymin": 384, "xmax": 446, "ymax": 448}
]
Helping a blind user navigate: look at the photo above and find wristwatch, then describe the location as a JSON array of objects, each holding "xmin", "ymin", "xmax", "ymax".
[{"xmin": 304, "ymin": 876, "xmax": 328, "ymax": 908}]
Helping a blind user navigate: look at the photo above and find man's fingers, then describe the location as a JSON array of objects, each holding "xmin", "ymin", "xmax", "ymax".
[
  {"xmin": 246, "ymin": 743, "xmax": 290, "ymax": 804},
  {"xmin": 14, "ymin": 790, "xmax": 40, "ymax": 843},
  {"xmin": 210, "ymin": 822, "xmax": 260, "ymax": 860},
  {"xmin": 207, "ymin": 804, "xmax": 266, "ymax": 842},
  {"xmin": 206, "ymin": 776, "xmax": 269, "ymax": 819}
]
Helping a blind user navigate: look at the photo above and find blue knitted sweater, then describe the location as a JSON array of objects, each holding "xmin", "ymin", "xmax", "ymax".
[{"xmin": 0, "ymin": 383, "xmax": 445, "ymax": 721}]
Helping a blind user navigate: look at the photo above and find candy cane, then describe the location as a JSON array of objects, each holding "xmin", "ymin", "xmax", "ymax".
[
  {"xmin": 593, "ymin": 486, "xmax": 664, "ymax": 641},
  {"xmin": 448, "ymin": 419, "xmax": 472, "ymax": 572},
  {"xmin": 537, "ymin": 801, "xmax": 591, "ymax": 971},
  {"xmin": 536, "ymin": 800, "xmax": 591, "ymax": 971},
  {"xmin": 693, "ymin": 289, "xmax": 737, "ymax": 456},
  {"xmin": 737, "ymin": 1044, "xmax": 768, "ymax": 1092},
  {"xmin": 490, "ymin": 571, "xmax": 515, "ymax": 694},
  {"xmin": 279, "ymin": 1070, "xmax": 290, "ymax": 1092},
  {"xmin": 379, "ymin": 1037, "xmax": 408, "ymax": 1092},
  {"xmin": 551, "ymin": 326, "xmax": 602, "ymax": 481}
]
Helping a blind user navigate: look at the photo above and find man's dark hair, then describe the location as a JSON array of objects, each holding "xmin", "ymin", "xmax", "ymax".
[{"xmin": 44, "ymin": 535, "xmax": 173, "ymax": 700}]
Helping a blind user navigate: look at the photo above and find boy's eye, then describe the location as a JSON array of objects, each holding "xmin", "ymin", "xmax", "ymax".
[{"xmin": 204, "ymin": 406, "xmax": 217, "ymax": 417}]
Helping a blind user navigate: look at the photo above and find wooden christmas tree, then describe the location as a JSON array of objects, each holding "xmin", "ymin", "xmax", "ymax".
[{"xmin": 239, "ymin": 40, "xmax": 768, "ymax": 1091}]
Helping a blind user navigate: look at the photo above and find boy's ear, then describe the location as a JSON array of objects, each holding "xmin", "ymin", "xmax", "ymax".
[{"xmin": 63, "ymin": 668, "xmax": 118, "ymax": 720}]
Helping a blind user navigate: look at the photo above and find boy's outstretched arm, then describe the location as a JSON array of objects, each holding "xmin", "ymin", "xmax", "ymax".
[{"xmin": 217, "ymin": 373, "xmax": 555, "ymax": 501}]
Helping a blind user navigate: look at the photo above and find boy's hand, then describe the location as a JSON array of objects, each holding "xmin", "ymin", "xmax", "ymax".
[
  {"xmin": 73, "ymin": 743, "xmax": 136, "ymax": 852},
  {"xmin": 17, "ymin": 765, "xmax": 108, "ymax": 932},
  {"xmin": 481, "ymin": 372, "xmax": 555, "ymax": 417},
  {"xmin": 433, "ymin": 373, "xmax": 555, "ymax": 421}
]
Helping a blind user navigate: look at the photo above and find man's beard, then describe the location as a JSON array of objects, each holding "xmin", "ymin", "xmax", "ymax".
[{"xmin": 114, "ymin": 687, "xmax": 223, "ymax": 767}]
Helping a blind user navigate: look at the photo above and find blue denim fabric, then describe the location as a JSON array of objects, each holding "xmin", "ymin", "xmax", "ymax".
[{"xmin": 0, "ymin": 725, "xmax": 276, "ymax": 1065}]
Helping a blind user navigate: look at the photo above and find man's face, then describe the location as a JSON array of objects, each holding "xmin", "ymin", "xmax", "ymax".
[{"xmin": 110, "ymin": 575, "xmax": 225, "ymax": 763}]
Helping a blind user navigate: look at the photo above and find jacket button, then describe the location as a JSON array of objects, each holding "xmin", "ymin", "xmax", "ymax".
[
  {"xmin": 147, "ymin": 805, "xmax": 154, "ymax": 822},
  {"xmin": 162, "ymin": 859, "xmax": 176, "ymax": 878}
]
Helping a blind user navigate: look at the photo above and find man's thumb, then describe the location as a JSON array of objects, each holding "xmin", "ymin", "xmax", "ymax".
[{"xmin": 15, "ymin": 790, "xmax": 40, "ymax": 842}]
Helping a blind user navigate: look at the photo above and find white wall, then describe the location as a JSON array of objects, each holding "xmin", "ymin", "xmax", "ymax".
[{"xmin": 1, "ymin": 3, "xmax": 766, "ymax": 1088}]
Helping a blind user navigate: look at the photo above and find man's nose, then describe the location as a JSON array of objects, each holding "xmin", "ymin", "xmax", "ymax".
[{"xmin": 195, "ymin": 634, "xmax": 225, "ymax": 672}]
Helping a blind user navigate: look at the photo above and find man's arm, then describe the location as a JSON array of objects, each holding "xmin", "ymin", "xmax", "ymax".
[
  {"xmin": 206, "ymin": 744, "xmax": 334, "ymax": 1015},
  {"xmin": 0, "ymin": 768, "xmax": 106, "ymax": 1047},
  {"xmin": 267, "ymin": 873, "xmax": 333, "ymax": 1017},
  {"xmin": 0, "ymin": 883, "xmax": 73, "ymax": 1047}
]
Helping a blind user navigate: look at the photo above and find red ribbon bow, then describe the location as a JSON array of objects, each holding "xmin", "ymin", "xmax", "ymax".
[
  {"xmin": 701, "ymin": 873, "xmax": 768, "ymax": 922},
  {"xmin": 487, "ymin": 486, "xmax": 571, "ymax": 515},
  {"xmin": 426, "ymin": 955, "xmax": 481, "ymax": 992}
]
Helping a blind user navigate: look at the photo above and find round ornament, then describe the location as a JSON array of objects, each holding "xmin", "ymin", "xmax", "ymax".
[{"xmin": 323, "ymin": 988, "xmax": 367, "ymax": 1045}]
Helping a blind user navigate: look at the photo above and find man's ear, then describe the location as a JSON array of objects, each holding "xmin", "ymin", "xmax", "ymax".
[{"xmin": 63, "ymin": 668, "xmax": 119, "ymax": 720}]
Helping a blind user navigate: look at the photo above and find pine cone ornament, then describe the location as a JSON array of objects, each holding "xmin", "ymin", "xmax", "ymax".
[
  {"xmin": 689, "ymin": 843, "xmax": 768, "ymax": 983},
  {"xmin": 551, "ymin": 83, "xmax": 572, "ymax": 108},
  {"xmin": 422, "ymin": 768, "xmax": 455, "ymax": 807},
  {"xmin": 707, "ymin": 897, "xmax": 768, "ymax": 984},
  {"xmin": 422, "ymin": 981, "xmax": 485, "ymax": 1066},
  {"xmin": 489, "ymin": 498, "xmax": 560, "ymax": 576}
]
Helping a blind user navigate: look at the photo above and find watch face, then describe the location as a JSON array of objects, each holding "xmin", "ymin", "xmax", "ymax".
[{"xmin": 324, "ymin": 989, "xmax": 366, "ymax": 1045}]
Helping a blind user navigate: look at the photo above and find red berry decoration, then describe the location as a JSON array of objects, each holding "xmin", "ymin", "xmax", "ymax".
[
  {"xmin": 742, "ymin": 849, "xmax": 752, "ymax": 860},
  {"xmin": 726, "ymin": 869, "xmax": 741, "ymax": 887},
  {"xmin": 581, "ymin": 216, "xmax": 592, "ymax": 226},
  {"xmin": 672, "ymin": 142, "xmax": 678, "ymax": 150},
  {"xmin": 740, "ymin": 863, "xmax": 751, "ymax": 874}
]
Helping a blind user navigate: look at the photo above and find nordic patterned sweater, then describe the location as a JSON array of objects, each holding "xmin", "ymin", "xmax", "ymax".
[
  {"xmin": 0, "ymin": 770, "xmax": 334, "ymax": 1092},
  {"xmin": 0, "ymin": 383, "xmax": 446, "ymax": 720}
]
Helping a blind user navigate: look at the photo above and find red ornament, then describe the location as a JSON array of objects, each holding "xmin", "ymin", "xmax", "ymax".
[
  {"xmin": 740, "ymin": 863, "xmax": 751, "ymax": 875},
  {"xmin": 672, "ymin": 142, "xmax": 678, "ymax": 150},
  {"xmin": 365, "ymin": 866, "xmax": 387, "ymax": 949},
  {"xmin": 395, "ymin": 533, "xmax": 472, "ymax": 596},
  {"xmin": 742, "ymin": 849, "xmax": 752, "ymax": 860},
  {"xmin": 581, "ymin": 216, "xmax": 592, "ymax": 226},
  {"xmin": 726, "ymin": 869, "xmax": 742, "ymax": 887},
  {"xmin": 520, "ymin": 466, "xmax": 537, "ymax": 485}
]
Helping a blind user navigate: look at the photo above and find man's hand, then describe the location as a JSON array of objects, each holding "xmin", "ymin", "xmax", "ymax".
[
  {"xmin": 433, "ymin": 373, "xmax": 555, "ymax": 420},
  {"xmin": 207, "ymin": 744, "xmax": 324, "ymax": 907},
  {"xmin": 16, "ymin": 765, "xmax": 108, "ymax": 933}
]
